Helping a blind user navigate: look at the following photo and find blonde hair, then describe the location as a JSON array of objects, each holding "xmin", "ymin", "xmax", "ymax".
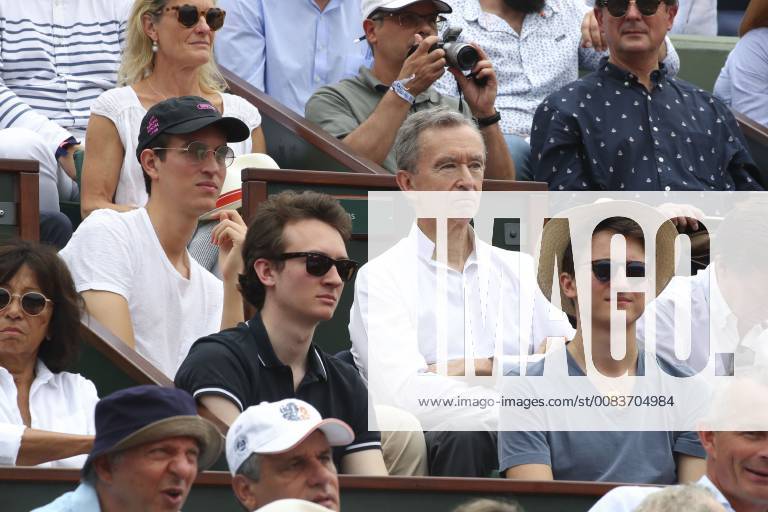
[{"xmin": 118, "ymin": 0, "xmax": 227, "ymax": 92}]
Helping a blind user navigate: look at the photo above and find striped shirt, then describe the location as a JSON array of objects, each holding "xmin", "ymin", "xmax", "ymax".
[{"xmin": 0, "ymin": 0, "xmax": 131, "ymax": 154}]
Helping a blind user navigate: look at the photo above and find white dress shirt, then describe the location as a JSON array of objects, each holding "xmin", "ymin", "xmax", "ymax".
[
  {"xmin": 0, "ymin": 360, "xmax": 98, "ymax": 467},
  {"xmin": 349, "ymin": 225, "xmax": 574, "ymax": 430},
  {"xmin": 588, "ymin": 475, "xmax": 734, "ymax": 511}
]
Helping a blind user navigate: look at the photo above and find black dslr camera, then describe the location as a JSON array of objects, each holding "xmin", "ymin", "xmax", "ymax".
[{"xmin": 408, "ymin": 27, "xmax": 480, "ymax": 71}]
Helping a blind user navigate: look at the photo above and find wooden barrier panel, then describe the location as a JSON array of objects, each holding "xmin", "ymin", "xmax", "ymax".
[
  {"xmin": 241, "ymin": 169, "xmax": 548, "ymax": 354},
  {"xmin": 0, "ymin": 468, "xmax": 622, "ymax": 512},
  {"xmin": 733, "ymin": 110, "xmax": 768, "ymax": 184},
  {"xmin": 0, "ymin": 158, "xmax": 39, "ymax": 241},
  {"xmin": 223, "ymin": 68, "xmax": 388, "ymax": 175}
]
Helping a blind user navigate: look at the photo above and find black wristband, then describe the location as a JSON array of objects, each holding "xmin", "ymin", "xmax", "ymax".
[{"xmin": 476, "ymin": 111, "xmax": 501, "ymax": 128}]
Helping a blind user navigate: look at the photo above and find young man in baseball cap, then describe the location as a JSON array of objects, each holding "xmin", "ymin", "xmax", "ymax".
[
  {"xmin": 34, "ymin": 385, "xmax": 223, "ymax": 512},
  {"xmin": 60, "ymin": 96, "xmax": 250, "ymax": 378},
  {"xmin": 227, "ymin": 399, "xmax": 354, "ymax": 511}
]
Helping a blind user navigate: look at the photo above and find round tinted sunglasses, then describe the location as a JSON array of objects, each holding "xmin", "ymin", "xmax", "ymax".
[
  {"xmin": 591, "ymin": 259, "xmax": 646, "ymax": 283},
  {"xmin": 152, "ymin": 141, "xmax": 235, "ymax": 167},
  {"xmin": 158, "ymin": 4, "xmax": 226, "ymax": 31},
  {"xmin": 0, "ymin": 287, "xmax": 52, "ymax": 316},
  {"xmin": 600, "ymin": 0, "xmax": 664, "ymax": 17},
  {"xmin": 278, "ymin": 252, "xmax": 359, "ymax": 282}
]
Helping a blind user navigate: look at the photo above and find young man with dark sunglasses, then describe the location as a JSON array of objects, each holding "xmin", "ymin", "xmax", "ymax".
[
  {"xmin": 530, "ymin": 0, "xmax": 763, "ymax": 192},
  {"xmin": 60, "ymin": 96, "xmax": 250, "ymax": 378},
  {"xmin": 499, "ymin": 209, "xmax": 706, "ymax": 483},
  {"xmin": 175, "ymin": 190, "xmax": 389, "ymax": 476}
]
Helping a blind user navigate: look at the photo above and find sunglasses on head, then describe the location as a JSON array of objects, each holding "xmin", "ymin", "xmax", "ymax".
[
  {"xmin": 591, "ymin": 259, "xmax": 646, "ymax": 283},
  {"xmin": 159, "ymin": 4, "xmax": 226, "ymax": 31},
  {"xmin": 278, "ymin": 252, "xmax": 359, "ymax": 282},
  {"xmin": 601, "ymin": 0, "xmax": 664, "ymax": 17},
  {"xmin": 0, "ymin": 287, "xmax": 52, "ymax": 316}
]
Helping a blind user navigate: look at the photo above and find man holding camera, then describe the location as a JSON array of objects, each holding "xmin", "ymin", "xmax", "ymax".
[{"xmin": 305, "ymin": 0, "xmax": 515, "ymax": 180}]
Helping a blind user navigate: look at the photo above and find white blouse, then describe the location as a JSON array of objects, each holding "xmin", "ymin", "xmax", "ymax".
[
  {"xmin": 90, "ymin": 86, "xmax": 263, "ymax": 208},
  {"xmin": 0, "ymin": 360, "xmax": 98, "ymax": 468}
]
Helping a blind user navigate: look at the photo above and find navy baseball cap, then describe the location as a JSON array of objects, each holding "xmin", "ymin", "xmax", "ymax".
[
  {"xmin": 135, "ymin": 95, "xmax": 250, "ymax": 162},
  {"xmin": 83, "ymin": 385, "xmax": 223, "ymax": 474}
]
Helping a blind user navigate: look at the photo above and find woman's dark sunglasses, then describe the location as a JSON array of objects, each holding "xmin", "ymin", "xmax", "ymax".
[
  {"xmin": 159, "ymin": 4, "xmax": 226, "ymax": 31},
  {"xmin": 0, "ymin": 287, "xmax": 52, "ymax": 316},
  {"xmin": 591, "ymin": 259, "xmax": 646, "ymax": 283},
  {"xmin": 278, "ymin": 252, "xmax": 359, "ymax": 282},
  {"xmin": 601, "ymin": 0, "xmax": 664, "ymax": 17}
]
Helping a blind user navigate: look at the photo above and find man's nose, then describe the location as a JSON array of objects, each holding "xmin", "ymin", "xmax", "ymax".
[{"xmin": 624, "ymin": 0, "xmax": 643, "ymax": 19}]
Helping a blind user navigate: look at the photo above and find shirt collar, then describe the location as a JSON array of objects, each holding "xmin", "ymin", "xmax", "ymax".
[
  {"xmin": 360, "ymin": 65, "xmax": 441, "ymax": 105},
  {"xmin": 598, "ymin": 56, "xmax": 668, "ymax": 86},
  {"xmin": 697, "ymin": 475, "xmax": 735, "ymax": 511},
  {"xmin": 409, "ymin": 223, "xmax": 482, "ymax": 270},
  {"xmin": 247, "ymin": 314, "xmax": 328, "ymax": 381}
]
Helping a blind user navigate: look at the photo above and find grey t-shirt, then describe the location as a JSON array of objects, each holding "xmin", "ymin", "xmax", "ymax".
[
  {"xmin": 498, "ymin": 348, "xmax": 705, "ymax": 483},
  {"xmin": 305, "ymin": 66, "xmax": 471, "ymax": 172}
]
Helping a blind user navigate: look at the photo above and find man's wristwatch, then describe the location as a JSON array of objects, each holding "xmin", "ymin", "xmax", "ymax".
[
  {"xmin": 390, "ymin": 78, "xmax": 415, "ymax": 105},
  {"xmin": 476, "ymin": 111, "xmax": 501, "ymax": 128}
]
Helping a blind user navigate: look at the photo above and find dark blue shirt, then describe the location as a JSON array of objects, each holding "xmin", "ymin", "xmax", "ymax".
[{"xmin": 531, "ymin": 58, "xmax": 763, "ymax": 191}]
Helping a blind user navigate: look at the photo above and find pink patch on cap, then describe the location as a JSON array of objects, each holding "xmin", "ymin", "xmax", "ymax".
[
  {"xmin": 147, "ymin": 116, "xmax": 160, "ymax": 135},
  {"xmin": 197, "ymin": 103, "xmax": 216, "ymax": 111}
]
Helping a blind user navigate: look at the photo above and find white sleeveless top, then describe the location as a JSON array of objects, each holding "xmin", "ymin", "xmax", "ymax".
[{"xmin": 90, "ymin": 86, "xmax": 262, "ymax": 207}]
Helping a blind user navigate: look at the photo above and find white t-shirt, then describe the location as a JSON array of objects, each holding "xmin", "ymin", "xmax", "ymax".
[
  {"xmin": 60, "ymin": 208, "xmax": 223, "ymax": 377},
  {"xmin": 90, "ymin": 86, "xmax": 262, "ymax": 207},
  {"xmin": 0, "ymin": 360, "xmax": 98, "ymax": 468}
]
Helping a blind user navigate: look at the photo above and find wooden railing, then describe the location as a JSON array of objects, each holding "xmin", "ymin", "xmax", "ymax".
[{"xmin": 0, "ymin": 158, "xmax": 39, "ymax": 241}]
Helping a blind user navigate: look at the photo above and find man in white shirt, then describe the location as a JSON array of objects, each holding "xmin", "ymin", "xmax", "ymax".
[
  {"xmin": 589, "ymin": 374, "xmax": 768, "ymax": 512},
  {"xmin": 60, "ymin": 96, "xmax": 250, "ymax": 377},
  {"xmin": 349, "ymin": 107, "xmax": 574, "ymax": 476}
]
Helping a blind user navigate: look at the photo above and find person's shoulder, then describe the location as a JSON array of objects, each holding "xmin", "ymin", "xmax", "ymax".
[
  {"xmin": 538, "ymin": 76, "xmax": 595, "ymax": 116},
  {"xmin": 92, "ymin": 86, "xmax": 138, "ymax": 114},
  {"xmin": 190, "ymin": 322, "xmax": 252, "ymax": 353},
  {"xmin": 321, "ymin": 349, "xmax": 366, "ymax": 384},
  {"xmin": 72, "ymin": 208, "xmax": 137, "ymax": 235},
  {"xmin": 221, "ymin": 92, "xmax": 260, "ymax": 115}
]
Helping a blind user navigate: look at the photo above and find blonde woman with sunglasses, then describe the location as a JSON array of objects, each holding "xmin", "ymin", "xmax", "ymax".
[{"xmin": 80, "ymin": 0, "xmax": 266, "ymax": 219}]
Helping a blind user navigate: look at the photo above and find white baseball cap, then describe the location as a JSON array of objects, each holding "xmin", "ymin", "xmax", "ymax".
[
  {"xmin": 226, "ymin": 399, "xmax": 354, "ymax": 476},
  {"xmin": 362, "ymin": 0, "xmax": 452, "ymax": 20}
]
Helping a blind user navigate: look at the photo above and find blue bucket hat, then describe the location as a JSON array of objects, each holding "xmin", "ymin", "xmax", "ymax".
[{"xmin": 83, "ymin": 385, "xmax": 223, "ymax": 474}]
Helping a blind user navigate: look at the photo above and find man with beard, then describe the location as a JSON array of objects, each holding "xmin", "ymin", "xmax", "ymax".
[
  {"xmin": 305, "ymin": 0, "xmax": 514, "ymax": 180},
  {"xmin": 433, "ymin": 0, "xmax": 680, "ymax": 179}
]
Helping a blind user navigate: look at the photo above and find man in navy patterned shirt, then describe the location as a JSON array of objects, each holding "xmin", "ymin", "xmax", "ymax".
[{"xmin": 530, "ymin": 0, "xmax": 764, "ymax": 192}]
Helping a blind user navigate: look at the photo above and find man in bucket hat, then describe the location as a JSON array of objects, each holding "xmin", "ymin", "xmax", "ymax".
[
  {"xmin": 34, "ymin": 385, "xmax": 222, "ymax": 512},
  {"xmin": 227, "ymin": 399, "xmax": 353, "ymax": 511},
  {"xmin": 499, "ymin": 202, "xmax": 706, "ymax": 484},
  {"xmin": 60, "ymin": 96, "xmax": 250, "ymax": 378}
]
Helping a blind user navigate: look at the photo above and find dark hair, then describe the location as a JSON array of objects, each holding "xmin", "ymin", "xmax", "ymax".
[
  {"xmin": 0, "ymin": 239, "xmax": 84, "ymax": 372},
  {"xmin": 562, "ymin": 216, "xmax": 646, "ymax": 277},
  {"xmin": 238, "ymin": 191, "xmax": 352, "ymax": 309},
  {"xmin": 141, "ymin": 133, "xmax": 170, "ymax": 195}
]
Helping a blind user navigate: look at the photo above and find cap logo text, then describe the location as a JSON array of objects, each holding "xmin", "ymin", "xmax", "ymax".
[
  {"xmin": 147, "ymin": 116, "xmax": 160, "ymax": 135},
  {"xmin": 197, "ymin": 103, "xmax": 216, "ymax": 111},
  {"xmin": 280, "ymin": 403, "xmax": 310, "ymax": 421}
]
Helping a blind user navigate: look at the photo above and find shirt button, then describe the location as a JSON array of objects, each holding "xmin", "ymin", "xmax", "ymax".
[
  {"xmin": 664, "ymin": 186, "xmax": 671, "ymax": 191},
  {"xmin": 653, "ymin": 127, "xmax": 658, "ymax": 132},
  {"xmin": 658, "ymin": 157, "xmax": 664, "ymax": 162}
]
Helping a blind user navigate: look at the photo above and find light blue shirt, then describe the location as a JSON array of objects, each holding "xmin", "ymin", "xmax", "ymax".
[
  {"xmin": 214, "ymin": 0, "xmax": 372, "ymax": 115},
  {"xmin": 714, "ymin": 28, "xmax": 768, "ymax": 127},
  {"xmin": 670, "ymin": 0, "xmax": 718, "ymax": 36},
  {"xmin": 32, "ymin": 482, "xmax": 101, "ymax": 512}
]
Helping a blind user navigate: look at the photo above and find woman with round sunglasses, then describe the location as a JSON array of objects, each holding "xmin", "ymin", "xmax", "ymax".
[
  {"xmin": 80, "ymin": 0, "xmax": 266, "ymax": 218},
  {"xmin": 0, "ymin": 240, "xmax": 98, "ymax": 468}
]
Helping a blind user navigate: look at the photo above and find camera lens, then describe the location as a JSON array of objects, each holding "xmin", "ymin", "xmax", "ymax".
[{"xmin": 454, "ymin": 45, "xmax": 479, "ymax": 71}]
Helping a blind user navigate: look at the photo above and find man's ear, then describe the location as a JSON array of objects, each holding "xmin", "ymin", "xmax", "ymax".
[
  {"xmin": 560, "ymin": 272, "xmax": 578, "ymax": 300},
  {"xmin": 363, "ymin": 19, "xmax": 378, "ymax": 47},
  {"xmin": 139, "ymin": 149, "xmax": 161, "ymax": 183},
  {"xmin": 698, "ymin": 430, "xmax": 716, "ymax": 458},
  {"xmin": 93, "ymin": 455, "xmax": 115, "ymax": 486},
  {"xmin": 395, "ymin": 170, "xmax": 415, "ymax": 191},
  {"xmin": 664, "ymin": 3, "xmax": 678, "ymax": 30},
  {"xmin": 253, "ymin": 258, "xmax": 278, "ymax": 287},
  {"xmin": 231, "ymin": 475, "xmax": 260, "ymax": 511}
]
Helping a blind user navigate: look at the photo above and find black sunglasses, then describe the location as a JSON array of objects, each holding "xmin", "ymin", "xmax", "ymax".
[
  {"xmin": 601, "ymin": 0, "xmax": 664, "ymax": 17},
  {"xmin": 0, "ymin": 287, "xmax": 52, "ymax": 316},
  {"xmin": 159, "ymin": 4, "xmax": 226, "ymax": 31},
  {"xmin": 591, "ymin": 259, "xmax": 646, "ymax": 283},
  {"xmin": 278, "ymin": 252, "xmax": 359, "ymax": 282}
]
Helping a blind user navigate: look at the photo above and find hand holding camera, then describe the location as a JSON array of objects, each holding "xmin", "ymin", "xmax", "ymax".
[{"xmin": 397, "ymin": 34, "xmax": 448, "ymax": 97}]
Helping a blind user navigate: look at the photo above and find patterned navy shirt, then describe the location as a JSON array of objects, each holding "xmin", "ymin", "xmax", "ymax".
[{"xmin": 531, "ymin": 58, "xmax": 763, "ymax": 191}]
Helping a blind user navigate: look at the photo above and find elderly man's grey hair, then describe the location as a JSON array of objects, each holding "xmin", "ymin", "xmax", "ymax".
[
  {"xmin": 236, "ymin": 453, "xmax": 262, "ymax": 481},
  {"xmin": 634, "ymin": 484, "xmax": 725, "ymax": 512},
  {"xmin": 394, "ymin": 107, "xmax": 485, "ymax": 173}
]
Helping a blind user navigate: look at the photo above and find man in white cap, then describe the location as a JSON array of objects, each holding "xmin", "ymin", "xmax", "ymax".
[
  {"xmin": 305, "ymin": 0, "xmax": 514, "ymax": 179},
  {"xmin": 226, "ymin": 399, "xmax": 354, "ymax": 512}
]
